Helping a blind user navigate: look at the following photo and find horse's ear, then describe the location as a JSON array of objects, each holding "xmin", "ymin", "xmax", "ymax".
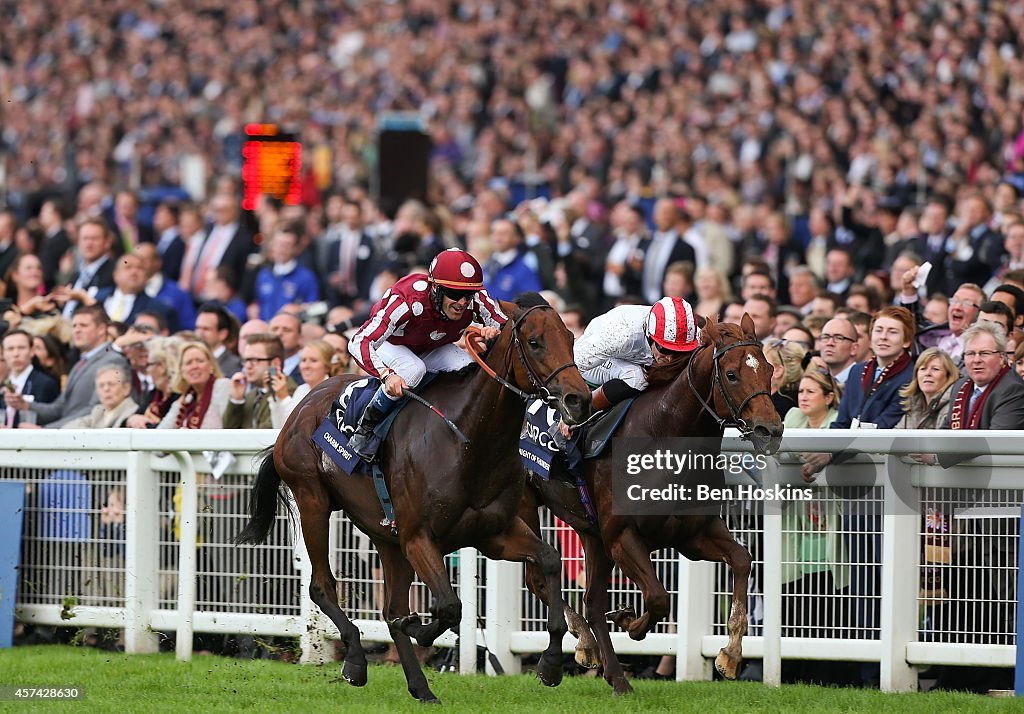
[
  {"xmin": 740, "ymin": 312, "xmax": 757, "ymax": 340},
  {"xmin": 702, "ymin": 314, "xmax": 720, "ymax": 344},
  {"xmin": 694, "ymin": 313, "xmax": 707, "ymax": 329}
]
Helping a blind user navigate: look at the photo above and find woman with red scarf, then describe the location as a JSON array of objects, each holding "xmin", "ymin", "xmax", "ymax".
[{"xmin": 158, "ymin": 342, "xmax": 232, "ymax": 429}]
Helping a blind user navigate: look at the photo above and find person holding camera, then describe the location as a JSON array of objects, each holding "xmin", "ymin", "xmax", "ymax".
[{"xmin": 223, "ymin": 333, "xmax": 295, "ymax": 429}]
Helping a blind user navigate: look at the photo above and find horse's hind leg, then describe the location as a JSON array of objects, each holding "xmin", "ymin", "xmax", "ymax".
[
  {"xmin": 396, "ymin": 531, "xmax": 461, "ymax": 647},
  {"xmin": 376, "ymin": 540, "xmax": 440, "ymax": 704},
  {"xmin": 519, "ymin": 490, "xmax": 600, "ymax": 670},
  {"xmin": 479, "ymin": 516, "xmax": 568, "ymax": 688},
  {"xmin": 580, "ymin": 534, "xmax": 632, "ymax": 695},
  {"xmin": 300, "ymin": 505, "xmax": 368, "ymax": 686},
  {"xmin": 685, "ymin": 518, "xmax": 750, "ymax": 680},
  {"xmin": 607, "ymin": 527, "xmax": 672, "ymax": 641}
]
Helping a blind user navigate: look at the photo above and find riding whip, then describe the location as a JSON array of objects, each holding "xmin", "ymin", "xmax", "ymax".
[{"xmin": 401, "ymin": 389, "xmax": 470, "ymax": 444}]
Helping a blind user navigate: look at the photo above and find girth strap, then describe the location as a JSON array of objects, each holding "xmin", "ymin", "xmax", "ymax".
[{"xmin": 371, "ymin": 463, "xmax": 398, "ymax": 535}]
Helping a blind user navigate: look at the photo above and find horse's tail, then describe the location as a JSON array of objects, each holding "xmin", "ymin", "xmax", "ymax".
[{"xmin": 234, "ymin": 446, "xmax": 289, "ymax": 545}]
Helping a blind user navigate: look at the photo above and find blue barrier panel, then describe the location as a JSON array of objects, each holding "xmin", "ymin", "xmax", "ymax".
[
  {"xmin": 1017, "ymin": 504, "xmax": 1024, "ymax": 696},
  {"xmin": 0, "ymin": 481, "xmax": 26, "ymax": 648}
]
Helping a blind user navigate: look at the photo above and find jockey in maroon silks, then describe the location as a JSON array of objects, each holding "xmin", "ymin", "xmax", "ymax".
[{"xmin": 347, "ymin": 248, "xmax": 507, "ymax": 459}]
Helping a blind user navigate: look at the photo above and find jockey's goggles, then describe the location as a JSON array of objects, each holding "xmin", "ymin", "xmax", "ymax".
[{"xmin": 438, "ymin": 286, "xmax": 478, "ymax": 302}]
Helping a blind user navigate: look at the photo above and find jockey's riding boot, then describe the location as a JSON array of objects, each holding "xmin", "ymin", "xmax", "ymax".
[{"xmin": 348, "ymin": 386, "xmax": 398, "ymax": 461}]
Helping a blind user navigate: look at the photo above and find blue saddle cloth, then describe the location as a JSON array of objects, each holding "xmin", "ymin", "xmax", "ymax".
[
  {"xmin": 518, "ymin": 398, "xmax": 634, "ymax": 480},
  {"xmin": 313, "ymin": 374, "xmax": 438, "ymax": 474}
]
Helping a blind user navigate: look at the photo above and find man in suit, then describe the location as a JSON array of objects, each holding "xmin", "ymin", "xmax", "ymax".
[
  {"xmin": 179, "ymin": 195, "xmax": 255, "ymax": 303},
  {"xmin": 93, "ymin": 254, "xmax": 173, "ymax": 329},
  {"xmin": 134, "ymin": 243, "xmax": 196, "ymax": 332},
  {"xmin": 7, "ymin": 304, "xmax": 127, "ymax": 427},
  {"xmin": 324, "ymin": 197, "xmax": 376, "ymax": 309},
  {"xmin": 911, "ymin": 324, "xmax": 1024, "ymax": 469},
  {"xmin": 37, "ymin": 198, "xmax": 72, "ymax": 291},
  {"xmin": 269, "ymin": 310, "xmax": 304, "ymax": 384},
  {"xmin": 640, "ymin": 199, "xmax": 696, "ymax": 304},
  {"xmin": 195, "ymin": 303, "xmax": 242, "ymax": 377},
  {"xmin": 223, "ymin": 333, "xmax": 295, "ymax": 429},
  {"xmin": 152, "ymin": 201, "xmax": 186, "ymax": 282},
  {"xmin": 1, "ymin": 329, "xmax": 60, "ymax": 428},
  {"xmin": 57, "ymin": 218, "xmax": 116, "ymax": 319}
]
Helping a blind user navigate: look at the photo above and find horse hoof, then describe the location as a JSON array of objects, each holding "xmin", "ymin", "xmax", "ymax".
[
  {"xmin": 605, "ymin": 606, "xmax": 636, "ymax": 630},
  {"xmin": 574, "ymin": 645, "xmax": 601, "ymax": 670},
  {"xmin": 342, "ymin": 661, "xmax": 368, "ymax": 687},
  {"xmin": 537, "ymin": 660, "xmax": 564, "ymax": 688},
  {"xmin": 411, "ymin": 688, "xmax": 441, "ymax": 705},
  {"xmin": 611, "ymin": 678, "xmax": 634, "ymax": 696},
  {"xmin": 714, "ymin": 649, "xmax": 741, "ymax": 680}
]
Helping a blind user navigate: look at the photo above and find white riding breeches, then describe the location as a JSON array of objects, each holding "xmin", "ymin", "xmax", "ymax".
[
  {"xmin": 373, "ymin": 341, "xmax": 474, "ymax": 387},
  {"xmin": 580, "ymin": 357, "xmax": 647, "ymax": 391}
]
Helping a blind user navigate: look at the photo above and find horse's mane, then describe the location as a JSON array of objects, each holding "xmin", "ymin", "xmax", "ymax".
[{"xmin": 513, "ymin": 292, "xmax": 549, "ymax": 309}]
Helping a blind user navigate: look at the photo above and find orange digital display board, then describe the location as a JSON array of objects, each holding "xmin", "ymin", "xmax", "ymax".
[{"xmin": 241, "ymin": 123, "xmax": 302, "ymax": 210}]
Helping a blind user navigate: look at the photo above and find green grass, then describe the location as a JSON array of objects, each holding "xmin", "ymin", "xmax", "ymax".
[{"xmin": 0, "ymin": 646, "xmax": 1019, "ymax": 713}]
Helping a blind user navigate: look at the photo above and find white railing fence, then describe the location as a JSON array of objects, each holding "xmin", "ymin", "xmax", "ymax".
[{"xmin": 4, "ymin": 429, "xmax": 1021, "ymax": 691}]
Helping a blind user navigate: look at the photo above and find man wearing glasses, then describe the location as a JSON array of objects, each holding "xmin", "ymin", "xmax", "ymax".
[
  {"xmin": 347, "ymin": 248, "xmax": 507, "ymax": 459},
  {"xmin": 818, "ymin": 317, "xmax": 860, "ymax": 386},
  {"xmin": 912, "ymin": 322, "xmax": 1024, "ymax": 466},
  {"xmin": 899, "ymin": 266, "xmax": 984, "ymax": 366},
  {"xmin": 224, "ymin": 333, "xmax": 295, "ymax": 429}
]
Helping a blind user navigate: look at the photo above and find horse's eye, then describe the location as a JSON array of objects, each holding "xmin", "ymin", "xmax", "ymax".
[
  {"xmin": 726, "ymin": 371, "xmax": 738, "ymax": 382},
  {"xmin": 528, "ymin": 338, "xmax": 540, "ymax": 348}
]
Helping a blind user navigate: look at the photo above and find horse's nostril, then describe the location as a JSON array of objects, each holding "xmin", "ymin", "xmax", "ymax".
[{"xmin": 564, "ymin": 393, "xmax": 581, "ymax": 409}]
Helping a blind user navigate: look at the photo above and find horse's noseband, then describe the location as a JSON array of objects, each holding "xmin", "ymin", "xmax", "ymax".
[{"xmin": 688, "ymin": 338, "xmax": 771, "ymax": 438}]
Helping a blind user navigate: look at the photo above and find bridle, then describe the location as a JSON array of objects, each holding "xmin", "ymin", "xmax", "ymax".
[
  {"xmin": 465, "ymin": 304, "xmax": 576, "ymax": 407},
  {"xmin": 686, "ymin": 337, "xmax": 770, "ymax": 439}
]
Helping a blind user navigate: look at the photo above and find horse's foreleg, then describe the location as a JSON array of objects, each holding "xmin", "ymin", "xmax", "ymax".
[
  {"xmin": 398, "ymin": 531, "xmax": 461, "ymax": 647},
  {"xmin": 607, "ymin": 527, "xmax": 671, "ymax": 641},
  {"xmin": 478, "ymin": 516, "xmax": 568, "ymax": 688},
  {"xmin": 376, "ymin": 540, "xmax": 440, "ymax": 703},
  {"xmin": 689, "ymin": 518, "xmax": 750, "ymax": 680},
  {"xmin": 580, "ymin": 534, "xmax": 632, "ymax": 695},
  {"xmin": 519, "ymin": 490, "xmax": 600, "ymax": 670},
  {"xmin": 299, "ymin": 505, "xmax": 368, "ymax": 686}
]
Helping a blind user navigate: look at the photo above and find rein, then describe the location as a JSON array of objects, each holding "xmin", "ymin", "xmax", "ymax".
[
  {"xmin": 464, "ymin": 304, "xmax": 575, "ymax": 406},
  {"xmin": 686, "ymin": 338, "xmax": 771, "ymax": 439}
]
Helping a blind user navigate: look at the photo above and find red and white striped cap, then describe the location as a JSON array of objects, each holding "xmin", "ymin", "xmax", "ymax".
[{"xmin": 646, "ymin": 297, "xmax": 700, "ymax": 352}]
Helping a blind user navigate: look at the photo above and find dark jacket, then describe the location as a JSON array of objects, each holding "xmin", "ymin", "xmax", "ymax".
[
  {"xmin": 937, "ymin": 370, "xmax": 1024, "ymax": 467},
  {"xmin": 831, "ymin": 359, "xmax": 915, "ymax": 430}
]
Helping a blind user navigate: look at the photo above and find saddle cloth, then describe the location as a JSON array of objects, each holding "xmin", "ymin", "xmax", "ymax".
[
  {"xmin": 313, "ymin": 373, "xmax": 438, "ymax": 473},
  {"xmin": 518, "ymin": 398, "xmax": 634, "ymax": 480}
]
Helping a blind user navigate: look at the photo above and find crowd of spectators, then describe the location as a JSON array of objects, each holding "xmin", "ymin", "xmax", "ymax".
[{"xmin": 5, "ymin": 0, "xmax": 1024, "ymax": 684}]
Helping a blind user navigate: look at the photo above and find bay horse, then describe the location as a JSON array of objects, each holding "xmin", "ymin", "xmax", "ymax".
[
  {"xmin": 520, "ymin": 314, "xmax": 783, "ymax": 695},
  {"xmin": 236, "ymin": 293, "xmax": 590, "ymax": 704}
]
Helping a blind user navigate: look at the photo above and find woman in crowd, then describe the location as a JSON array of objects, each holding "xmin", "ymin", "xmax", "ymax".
[
  {"xmin": 61, "ymin": 363, "xmax": 138, "ymax": 429},
  {"xmin": 693, "ymin": 266, "xmax": 732, "ymax": 320},
  {"xmin": 31, "ymin": 333, "xmax": 67, "ymax": 387},
  {"xmin": 784, "ymin": 367, "xmax": 841, "ymax": 430},
  {"xmin": 895, "ymin": 348, "xmax": 959, "ymax": 430},
  {"xmin": 781, "ymin": 367, "xmax": 848, "ymax": 667},
  {"xmin": 766, "ymin": 339, "xmax": 807, "ymax": 419},
  {"xmin": 125, "ymin": 337, "xmax": 181, "ymax": 429},
  {"xmin": 5, "ymin": 254, "xmax": 55, "ymax": 317},
  {"xmin": 269, "ymin": 339, "xmax": 342, "ymax": 428},
  {"xmin": 1015, "ymin": 341, "xmax": 1024, "ymax": 380},
  {"xmin": 159, "ymin": 341, "xmax": 231, "ymax": 429}
]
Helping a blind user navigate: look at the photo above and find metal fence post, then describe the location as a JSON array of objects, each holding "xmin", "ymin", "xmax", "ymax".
[
  {"xmin": 124, "ymin": 450, "xmax": 159, "ymax": 653},
  {"xmin": 676, "ymin": 552, "xmax": 712, "ymax": 680},
  {"xmin": 484, "ymin": 558, "xmax": 521, "ymax": 674},
  {"xmin": 459, "ymin": 547, "xmax": 479, "ymax": 674},
  {"xmin": 171, "ymin": 451, "xmax": 198, "ymax": 662},
  {"xmin": 880, "ymin": 455, "xmax": 919, "ymax": 692}
]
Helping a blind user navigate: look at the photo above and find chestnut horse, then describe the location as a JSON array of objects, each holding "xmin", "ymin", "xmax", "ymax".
[
  {"xmin": 236, "ymin": 294, "xmax": 590, "ymax": 704},
  {"xmin": 520, "ymin": 314, "xmax": 783, "ymax": 695}
]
